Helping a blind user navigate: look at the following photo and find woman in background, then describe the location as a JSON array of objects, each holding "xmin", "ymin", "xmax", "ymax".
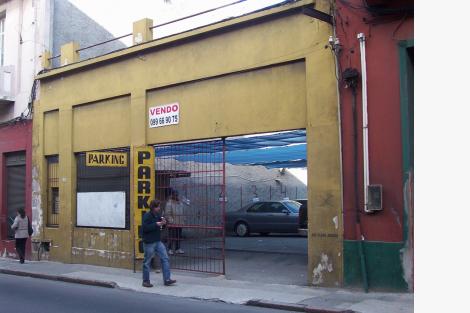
[
  {"xmin": 165, "ymin": 189, "xmax": 185, "ymax": 255},
  {"xmin": 11, "ymin": 208, "xmax": 29, "ymax": 264}
]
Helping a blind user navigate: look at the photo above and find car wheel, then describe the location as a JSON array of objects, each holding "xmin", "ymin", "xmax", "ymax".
[
  {"xmin": 235, "ymin": 222, "xmax": 249, "ymax": 237},
  {"xmin": 260, "ymin": 232, "xmax": 269, "ymax": 236}
]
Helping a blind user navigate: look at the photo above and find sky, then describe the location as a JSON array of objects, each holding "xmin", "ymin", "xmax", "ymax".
[{"xmin": 69, "ymin": 0, "xmax": 287, "ymax": 44}]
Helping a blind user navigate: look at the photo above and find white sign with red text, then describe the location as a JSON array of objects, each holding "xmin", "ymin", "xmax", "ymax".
[{"xmin": 149, "ymin": 102, "xmax": 180, "ymax": 128}]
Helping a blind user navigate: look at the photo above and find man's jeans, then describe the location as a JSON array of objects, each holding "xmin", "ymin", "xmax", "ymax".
[{"xmin": 143, "ymin": 241, "xmax": 171, "ymax": 283}]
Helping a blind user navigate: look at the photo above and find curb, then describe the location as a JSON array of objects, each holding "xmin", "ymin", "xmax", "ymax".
[
  {"xmin": 246, "ymin": 299, "xmax": 356, "ymax": 313},
  {"xmin": 0, "ymin": 269, "xmax": 117, "ymax": 289}
]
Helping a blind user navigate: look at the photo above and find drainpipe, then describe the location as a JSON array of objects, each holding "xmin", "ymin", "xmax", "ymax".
[
  {"xmin": 343, "ymin": 67, "xmax": 369, "ymax": 293},
  {"xmin": 357, "ymin": 33, "xmax": 370, "ymax": 213}
]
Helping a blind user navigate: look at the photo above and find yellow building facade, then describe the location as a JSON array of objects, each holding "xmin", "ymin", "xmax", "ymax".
[{"xmin": 33, "ymin": 0, "xmax": 343, "ymax": 286}]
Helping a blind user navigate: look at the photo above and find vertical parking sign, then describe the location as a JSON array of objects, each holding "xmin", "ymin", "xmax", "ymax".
[
  {"xmin": 149, "ymin": 102, "xmax": 180, "ymax": 128},
  {"xmin": 133, "ymin": 146, "xmax": 155, "ymax": 259}
]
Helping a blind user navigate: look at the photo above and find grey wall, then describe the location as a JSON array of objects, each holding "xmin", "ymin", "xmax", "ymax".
[{"xmin": 51, "ymin": 0, "xmax": 126, "ymax": 67}]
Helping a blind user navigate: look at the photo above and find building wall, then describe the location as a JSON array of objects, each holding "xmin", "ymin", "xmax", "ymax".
[
  {"xmin": 0, "ymin": 0, "xmax": 52, "ymax": 122},
  {"xmin": 335, "ymin": 0, "xmax": 413, "ymax": 290},
  {"xmin": 0, "ymin": 0, "xmax": 49, "ymax": 259},
  {"xmin": 34, "ymin": 1, "xmax": 343, "ymax": 286},
  {"xmin": 50, "ymin": 0, "xmax": 126, "ymax": 68},
  {"xmin": 0, "ymin": 120, "xmax": 32, "ymax": 258},
  {"xmin": 0, "ymin": 0, "xmax": 128, "ymax": 260}
]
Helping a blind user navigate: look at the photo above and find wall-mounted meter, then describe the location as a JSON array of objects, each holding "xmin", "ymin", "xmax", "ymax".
[{"xmin": 366, "ymin": 184, "xmax": 383, "ymax": 212}]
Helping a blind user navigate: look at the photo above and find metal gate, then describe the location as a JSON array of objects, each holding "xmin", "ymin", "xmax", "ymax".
[
  {"xmin": 6, "ymin": 152, "xmax": 26, "ymax": 239},
  {"xmin": 154, "ymin": 139, "xmax": 225, "ymax": 274}
]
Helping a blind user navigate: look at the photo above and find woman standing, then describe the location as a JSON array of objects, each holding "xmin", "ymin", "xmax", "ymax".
[
  {"xmin": 11, "ymin": 208, "xmax": 29, "ymax": 264},
  {"xmin": 165, "ymin": 189, "xmax": 185, "ymax": 255}
]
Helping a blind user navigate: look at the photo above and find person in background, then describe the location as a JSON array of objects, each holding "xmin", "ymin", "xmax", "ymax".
[
  {"xmin": 142, "ymin": 199, "xmax": 176, "ymax": 287},
  {"xmin": 10, "ymin": 208, "xmax": 29, "ymax": 264},
  {"xmin": 165, "ymin": 188, "xmax": 185, "ymax": 255}
]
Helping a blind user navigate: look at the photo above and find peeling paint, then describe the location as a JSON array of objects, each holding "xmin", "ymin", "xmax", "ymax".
[
  {"xmin": 99, "ymin": 232, "xmax": 106, "ymax": 237},
  {"xmin": 332, "ymin": 216, "xmax": 338, "ymax": 229},
  {"xmin": 72, "ymin": 247, "xmax": 131, "ymax": 260},
  {"xmin": 31, "ymin": 166, "xmax": 43, "ymax": 236},
  {"xmin": 312, "ymin": 253, "xmax": 333, "ymax": 285},
  {"xmin": 390, "ymin": 207, "xmax": 402, "ymax": 228},
  {"xmin": 401, "ymin": 171, "xmax": 414, "ymax": 291}
]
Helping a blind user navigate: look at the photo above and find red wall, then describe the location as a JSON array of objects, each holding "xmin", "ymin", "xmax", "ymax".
[
  {"xmin": 0, "ymin": 120, "xmax": 32, "ymax": 258},
  {"xmin": 336, "ymin": 0, "xmax": 413, "ymax": 242}
]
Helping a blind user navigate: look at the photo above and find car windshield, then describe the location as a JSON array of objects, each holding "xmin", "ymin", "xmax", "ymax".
[{"xmin": 283, "ymin": 201, "xmax": 301, "ymax": 213}]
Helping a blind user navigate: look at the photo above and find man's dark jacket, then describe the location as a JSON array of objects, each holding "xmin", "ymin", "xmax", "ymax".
[{"xmin": 142, "ymin": 210, "xmax": 162, "ymax": 243}]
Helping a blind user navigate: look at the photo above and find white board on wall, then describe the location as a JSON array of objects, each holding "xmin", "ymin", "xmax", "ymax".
[{"xmin": 77, "ymin": 191, "xmax": 126, "ymax": 228}]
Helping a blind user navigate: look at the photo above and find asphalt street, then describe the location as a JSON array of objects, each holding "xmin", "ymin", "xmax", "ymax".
[{"xmin": 0, "ymin": 273, "xmax": 293, "ymax": 313}]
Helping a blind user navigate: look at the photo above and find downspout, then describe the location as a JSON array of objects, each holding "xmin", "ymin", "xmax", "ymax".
[
  {"xmin": 357, "ymin": 33, "xmax": 370, "ymax": 213},
  {"xmin": 343, "ymin": 67, "xmax": 369, "ymax": 293}
]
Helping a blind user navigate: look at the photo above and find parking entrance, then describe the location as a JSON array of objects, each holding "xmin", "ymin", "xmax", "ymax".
[
  {"xmin": 154, "ymin": 140, "xmax": 226, "ymax": 274},
  {"xmin": 154, "ymin": 130, "xmax": 308, "ymax": 284},
  {"xmin": 223, "ymin": 130, "xmax": 308, "ymax": 285}
]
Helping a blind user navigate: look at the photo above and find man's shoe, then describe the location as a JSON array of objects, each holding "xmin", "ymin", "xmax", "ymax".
[
  {"xmin": 176, "ymin": 249, "xmax": 184, "ymax": 254},
  {"xmin": 142, "ymin": 281, "xmax": 153, "ymax": 288},
  {"xmin": 168, "ymin": 250, "xmax": 174, "ymax": 255},
  {"xmin": 155, "ymin": 269, "xmax": 161, "ymax": 273},
  {"xmin": 164, "ymin": 279, "xmax": 176, "ymax": 286}
]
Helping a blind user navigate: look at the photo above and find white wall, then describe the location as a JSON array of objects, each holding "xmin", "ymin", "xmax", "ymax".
[{"xmin": 0, "ymin": 0, "xmax": 51, "ymax": 122}]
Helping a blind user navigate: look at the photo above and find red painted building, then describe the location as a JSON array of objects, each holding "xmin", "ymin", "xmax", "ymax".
[
  {"xmin": 0, "ymin": 120, "xmax": 32, "ymax": 259},
  {"xmin": 334, "ymin": 0, "xmax": 414, "ymax": 290}
]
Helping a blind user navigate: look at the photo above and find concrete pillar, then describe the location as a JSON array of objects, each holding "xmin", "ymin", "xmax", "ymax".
[
  {"xmin": 57, "ymin": 107, "xmax": 75, "ymax": 263},
  {"xmin": 42, "ymin": 50, "xmax": 52, "ymax": 70},
  {"xmin": 60, "ymin": 42, "xmax": 80, "ymax": 66},
  {"xmin": 133, "ymin": 18, "xmax": 154, "ymax": 45},
  {"xmin": 129, "ymin": 89, "xmax": 148, "ymax": 261},
  {"xmin": 305, "ymin": 23, "xmax": 343, "ymax": 287}
]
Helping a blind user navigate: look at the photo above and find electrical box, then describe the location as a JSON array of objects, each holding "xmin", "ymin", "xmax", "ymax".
[{"xmin": 366, "ymin": 184, "xmax": 383, "ymax": 212}]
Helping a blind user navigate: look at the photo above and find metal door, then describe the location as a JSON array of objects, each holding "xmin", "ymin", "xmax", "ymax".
[
  {"xmin": 6, "ymin": 152, "xmax": 26, "ymax": 239},
  {"xmin": 154, "ymin": 140, "xmax": 226, "ymax": 274}
]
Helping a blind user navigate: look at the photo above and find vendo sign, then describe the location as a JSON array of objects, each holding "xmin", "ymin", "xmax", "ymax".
[{"xmin": 149, "ymin": 102, "xmax": 180, "ymax": 128}]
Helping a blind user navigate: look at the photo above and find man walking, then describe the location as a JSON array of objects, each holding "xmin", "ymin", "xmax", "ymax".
[{"xmin": 142, "ymin": 199, "xmax": 176, "ymax": 287}]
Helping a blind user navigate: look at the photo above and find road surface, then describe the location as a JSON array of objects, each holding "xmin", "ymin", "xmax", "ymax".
[{"xmin": 0, "ymin": 273, "xmax": 294, "ymax": 313}]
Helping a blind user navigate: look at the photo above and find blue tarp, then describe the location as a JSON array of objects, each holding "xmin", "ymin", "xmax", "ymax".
[{"xmin": 155, "ymin": 130, "xmax": 307, "ymax": 168}]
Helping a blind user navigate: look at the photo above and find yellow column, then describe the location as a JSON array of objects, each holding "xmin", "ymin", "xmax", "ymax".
[
  {"xmin": 57, "ymin": 106, "xmax": 75, "ymax": 262},
  {"xmin": 31, "ymin": 101, "xmax": 46, "ymax": 240},
  {"xmin": 133, "ymin": 18, "xmax": 154, "ymax": 45},
  {"xmin": 60, "ymin": 42, "xmax": 80, "ymax": 66},
  {"xmin": 305, "ymin": 22, "xmax": 343, "ymax": 286},
  {"xmin": 42, "ymin": 50, "xmax": 52, "ymax": 70},
  {"xmin": 129, "ymin": 89, "xmax": 148, "ymax": 263}
]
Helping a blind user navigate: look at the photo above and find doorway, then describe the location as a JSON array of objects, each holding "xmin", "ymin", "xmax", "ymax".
[{"xmin": 5, "ymin": 152, "xmax": 26, "ymax": 239}]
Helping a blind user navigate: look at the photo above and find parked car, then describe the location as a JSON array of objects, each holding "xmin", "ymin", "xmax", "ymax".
[
  {"xmin": 295, "ymin": 199, "xmax": 308, "ymax": 229},
  {"xmin": 225, "ymin": 200, "xmax": 301, "ymax": 236}
]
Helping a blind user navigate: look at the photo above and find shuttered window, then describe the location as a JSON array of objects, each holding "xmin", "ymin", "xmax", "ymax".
[{"xmin": 47, "ymin": 156, "xmax": 59, "ymax": 227}]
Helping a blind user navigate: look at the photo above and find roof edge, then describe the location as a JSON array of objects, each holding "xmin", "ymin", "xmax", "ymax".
[{"xmin": 37, "ymin": 0, "xmax": 319, "ymax": 80}]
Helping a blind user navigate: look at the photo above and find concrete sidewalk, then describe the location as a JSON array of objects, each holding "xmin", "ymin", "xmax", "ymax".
[{"xmin": 0, "ymin": 257, "xmax": 412, "ymax": 313}]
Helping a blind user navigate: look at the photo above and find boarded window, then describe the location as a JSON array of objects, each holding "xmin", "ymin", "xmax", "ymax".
[{"xmin": 76, "ymin": 149, "xmax": 130, "ymax": 229}]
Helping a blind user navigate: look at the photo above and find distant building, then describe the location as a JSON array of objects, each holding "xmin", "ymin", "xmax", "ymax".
[{"xmin": 0, "ymin": 0, "xmax": 124, "ymax": 259}]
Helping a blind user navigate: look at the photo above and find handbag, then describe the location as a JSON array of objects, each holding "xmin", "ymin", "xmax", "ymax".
[{"xmin": 27, "ymin": 216, "xmax": 33, "ymax": 237}]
